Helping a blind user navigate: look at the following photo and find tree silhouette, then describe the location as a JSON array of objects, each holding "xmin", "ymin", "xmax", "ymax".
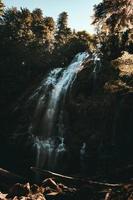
[{"xmin": 56, "ymin": 12, "xmax": 72, "ymax": 45}]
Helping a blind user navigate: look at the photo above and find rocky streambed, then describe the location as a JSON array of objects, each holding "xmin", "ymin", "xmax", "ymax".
[{"xmin": 1, "ymin": 167, "xmax": 133, "ymax": 200}]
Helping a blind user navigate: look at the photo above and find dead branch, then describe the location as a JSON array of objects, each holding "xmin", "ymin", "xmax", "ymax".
[
  {"xmin": 30, "ymin": 167, "xmax": 123, "ymax": 188},
  {"xmin": 0, "ymin": 168, "xmax": 25, "ymax": 186}
]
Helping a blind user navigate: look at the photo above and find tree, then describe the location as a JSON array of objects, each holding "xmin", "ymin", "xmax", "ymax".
[
  {"xmin": 2, "ymin": 7, "xmax": 19, "ymax": 40},
  {"xmin": 76, "ymin": 31, "xmax": 95, "ymax": 50},
  {"xmin": 57, "ymin": 12, "xmax": 68, "ymax": 31},
  {"xmin": 56, "ymin": 12, "xmax": 72, "ymax": 45},
  {"xmin": 18, "ymin": 8, "xmax": 34, "ymax": 43},
  {"xmin": 92, "ymin": 0, "xmax": 133, "ymax": 34},
  {"xmin": 43, "ymin": 17, "xmax": 55, "ymax": 51},
  {"xmin": 2, "ymin": 7, "xmax": 34, "ymax": 43},
  {"xmin": 0, "ymin": 0, "xmax": 4, "ymax": 16},
  {"xmin": 31, "ymin": 8, "xmax": 44, "ymax": 44},
  {"xmin": 31, "ymin": 9, "xmax": 55, "ymax": 50},
  {"xmin": 32, "ymin": 8, "xmax": 43, "ymax": 24},
  {"xmin": 92, "ymin": 0, "xmax": 133, "ymax": 59}
]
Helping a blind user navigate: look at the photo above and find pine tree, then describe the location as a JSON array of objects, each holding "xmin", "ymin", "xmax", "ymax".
[
  {"xmin": 2, "ymin": 7, "xmax": 34, "ymax": 43},
  {"xmin": 32, "ymin": 8, "xmax": 43, "ymax": 24},
  {"xmin": 32, "ymin": 9, "xmax": 55, "ymax": 50},
  {"xmin": 18, "ymin": 8, "xmax": 34, "ymax": 43},
  {"xmin": 56, "ymin": 12, "xmax": 72, "ymax": 45},
  {"xmin": 2, "ymin": 7, "xmax": 20, "ymax": 40},
  {"xmin": 43, "ymin": 17, "xmax": 55, "ymax": 51}
]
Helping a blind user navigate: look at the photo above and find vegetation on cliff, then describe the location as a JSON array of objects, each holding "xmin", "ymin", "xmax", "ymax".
[{"xmin": 92, "ymin": 0, "xmax": 133, "ymax": 59}]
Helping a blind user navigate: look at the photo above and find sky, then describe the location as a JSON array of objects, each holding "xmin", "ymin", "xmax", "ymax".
[{"xmin": 3, "ymin": 0, "xmax": 102, "ymax": 33}]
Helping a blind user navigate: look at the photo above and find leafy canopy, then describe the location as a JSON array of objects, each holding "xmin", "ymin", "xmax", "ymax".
[{"xmin": 93, "ymin": 0, "xmax": 133, "ymax": 34}]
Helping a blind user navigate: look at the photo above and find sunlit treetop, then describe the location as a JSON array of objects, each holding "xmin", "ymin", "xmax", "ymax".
[
  {"xmin": 0, "ymin": 0, "xmax": 4, "ymax": 16},
  {"xmin": 92, "ymin": 0, "xmax": 133, "ymax": 34}
]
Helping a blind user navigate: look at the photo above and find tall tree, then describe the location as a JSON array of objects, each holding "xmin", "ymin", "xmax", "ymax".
[
  {"xmin": 31, "ymin": 8, "xmax": 45, "ymax": 44},
  {"xmin": 2, "ymin": 7, "xmax": 19, "ymax": 40},
  {"xmin": 56, "ymin": 12, "xmax": 72, "ymax": 45},
  {"xmin": 32, "ymin": 9, "xmax": 55, "ymax": 50},
  {"xmin": 32, "ymin": 8, "xmax": 43, "ymax": 24},
  {"xmin": 43, "ymin": 16, "xmax": 55, "ymax": 51},
  {"xmin": 2, "ymin": 7, "xmax": 34, "ymax": 43},
  {"xmin": 18, "ymin": 8, "xmax": 33, "ymax": 43}
]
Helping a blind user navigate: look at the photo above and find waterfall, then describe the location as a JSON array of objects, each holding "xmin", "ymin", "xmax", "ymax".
[
  {"xmin": 30, "ymin": 52, "xmax": 89, "ymax": 171},
  {"xmin": 92, "ymin": 44, "xmax": 102, "ymax": 79}
]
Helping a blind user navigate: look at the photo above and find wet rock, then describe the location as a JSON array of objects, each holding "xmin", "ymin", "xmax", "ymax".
[
  {"xmin": 0, "ymin": 192, "xmax": 7, "ymax": 200},
  {"xmin": 5, "ymin": 51, "xmax": 133, "ymax": 179},
  {"xmin": 27, "ymin": 193, "xmax": 46, "ymax": 200},
  {"xmin": 31, "ymin": 184, "xmax": 45, "ymax": 194},
  {"xmin": 44, "ymin": 187, "xmax": 55, "ymax": 195},
  {"xmin": 7, "ymin": 183, "xmax": 30, "ymax": 198},
  {"xmin": 64, "ymin": 51, "xmax": 133, "ymax": 176}
]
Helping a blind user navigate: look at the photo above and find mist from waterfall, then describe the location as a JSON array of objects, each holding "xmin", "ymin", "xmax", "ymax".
[{"xmin": 31, "ymin": 52, "xmax": 89, "ymax": 171}]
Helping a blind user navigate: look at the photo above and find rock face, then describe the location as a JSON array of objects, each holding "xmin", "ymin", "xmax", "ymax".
[
  {"xmin": 2, "ymin": 51, "xmax": 133, "ymax": 179},
  {"xmin": 63, "ymin": 51, "xmax": 133, "ymax": 176}
]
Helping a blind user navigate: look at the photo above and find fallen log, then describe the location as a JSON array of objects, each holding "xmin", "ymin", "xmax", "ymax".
[{"xmin": 30, "ymin": 167, "xmax": 123, "ymax": 188}]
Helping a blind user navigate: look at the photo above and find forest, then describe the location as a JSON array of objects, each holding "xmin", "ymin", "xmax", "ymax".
[{"xmin": 0, "ymin": 0, "xmax": 133, "ymax": 199}]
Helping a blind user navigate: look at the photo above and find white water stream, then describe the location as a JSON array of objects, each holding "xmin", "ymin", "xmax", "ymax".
[{"xmin": 32, "ymin": 52, "xmax": 89, "ymax": 170}]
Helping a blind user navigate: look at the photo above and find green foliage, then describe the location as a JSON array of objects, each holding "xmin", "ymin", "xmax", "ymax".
[
  {"xmin": 1, "ymin": 7, "xmax": 34, "ymax": 44},
  {"xmin": 92, "ymin": 0, "xmax": 133, "ymax": 59},
  {"xmin": 32, "ymin": 8, "xmax": 43, "ymax": 24},
  {"xmin": 57, "ymin": 12, "xmax": 68, "ymax": 30},
  {"xmin": 56, "ymin": 12, "xmax": 72, "ymax": 45},
  {"xmin": 99, "ymin": 29, "xmax": 133, "ymax": 60},
  {"xmin": 52, "ymin": 31, "xmax": 93, "ymax": 68},
  {"xmin": 93, "ymin": 0, "xmax": 133, "ymax": 34},
  {"xmin": 32, "ymin": 9, "xmax": 55, "ymax": 48}
]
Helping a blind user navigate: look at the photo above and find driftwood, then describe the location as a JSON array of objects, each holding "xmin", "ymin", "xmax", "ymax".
[{"xmin": 31, "ymin": 167, "xmax": 123, "ymax": 188}]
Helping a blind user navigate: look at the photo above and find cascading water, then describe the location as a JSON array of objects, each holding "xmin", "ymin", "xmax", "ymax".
[
  {"xmin": 92, "ymin": 44, "xmax": 102, "ymax": 79},
  {"xmin": 30, "ymin": 52, "xmax": 89, "ymax": 171}
]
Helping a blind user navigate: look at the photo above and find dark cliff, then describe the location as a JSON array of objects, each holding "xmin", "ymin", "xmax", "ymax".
[
  {"xmin": 64, "ymin": 51, "xmax": 133, "ymax": 177},
  {"xmin": 0, "ymin": 52, "xmax": 133, "ymax": 179}
]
